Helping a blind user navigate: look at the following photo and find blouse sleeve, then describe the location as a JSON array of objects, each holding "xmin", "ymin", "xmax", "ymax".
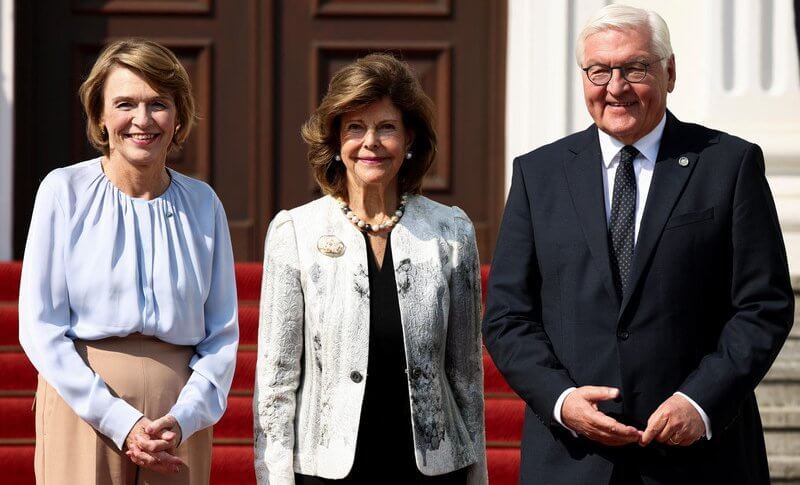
[
  {"xmin": 18, "ymin": 175, "xmax": 144, "ymax": 450},
  {"xmin": 169, "ymin": 196, "xmax": 239, "ymax": 443},
  {"xmin": 253, "ymin": 211, "xmax": 304, "ymax": 485},
  {"xmin": 446, "ymin": 206, "xmax": 488, "ymax": 485}
]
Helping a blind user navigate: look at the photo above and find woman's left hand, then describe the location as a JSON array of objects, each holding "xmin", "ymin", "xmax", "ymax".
[
  {"xmin": 125, "ymin": 416, "xmax": 185, "ymax": 473},
  {"xmin": 145, "ymin": 414, "xmax": 183, "ymax": 449}
]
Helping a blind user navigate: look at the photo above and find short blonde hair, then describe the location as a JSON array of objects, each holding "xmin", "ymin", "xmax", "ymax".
[
  {"xmin": 301, "ymin": 53, "xmax": 437, "ymax": 198},
  {"xmin": 576, "ymin": 4, "xmax": 673, "ymax": 67},
  {"xmin": 79, "ymin": 39, "xmax": 196, "ymax": 156}
]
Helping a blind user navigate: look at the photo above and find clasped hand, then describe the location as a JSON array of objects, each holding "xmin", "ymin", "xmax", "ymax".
[
  {"xmin": 124, "ymin": 415, "xmax": 184, "ymax": 474},
  {"xmin": 561, "ymin": 386, "xmax": 705, "ymax": 447}
]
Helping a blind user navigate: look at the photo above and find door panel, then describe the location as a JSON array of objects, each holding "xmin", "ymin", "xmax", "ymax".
[
  {"xmin": 14, "ymin": 0, "xmax": 263, "ymax": 260},
  {"xmin": 275, "ymin": 0, "xmax": 506, "ymax": 261},
  {"xmin": 14, "ymin": 0, "xmax": 505, "ymax": 262}
]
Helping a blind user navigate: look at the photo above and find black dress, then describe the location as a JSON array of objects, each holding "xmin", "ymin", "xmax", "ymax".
[{"xmin": 296, "ymin": 234, "xmax": 467, "ymax": 484}]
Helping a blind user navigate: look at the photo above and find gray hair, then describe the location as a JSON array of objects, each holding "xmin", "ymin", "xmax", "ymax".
[{"xmin": 575, "ymin": 4, "xmax": 673, "ymax": 67}]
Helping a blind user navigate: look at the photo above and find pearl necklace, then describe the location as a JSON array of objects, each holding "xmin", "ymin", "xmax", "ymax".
[{"xmin": 336, "ymin": 194, "xmax": 408, "ymax": 233}]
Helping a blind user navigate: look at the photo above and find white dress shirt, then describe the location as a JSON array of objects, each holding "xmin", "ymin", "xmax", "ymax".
[
  {"xmin": 552, "ymin": 114, "xmax": 712, "ymax": 439},
  {"xmin": 18, "ymin": 158, "xmax": 239, "ymax": 450}
]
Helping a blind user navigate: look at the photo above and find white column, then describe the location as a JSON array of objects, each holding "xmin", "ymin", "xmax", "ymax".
[
  {"xmin": 0, "ymin": 0, "xmax": 13, "ymax": 260},
  {"xmin": 505, "ymin": 0, "xmax": 603, "ymax": 191}
]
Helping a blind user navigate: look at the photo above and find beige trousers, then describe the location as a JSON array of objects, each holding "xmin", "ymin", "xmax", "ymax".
[{"xmin": 34, "ymin": 334, "xmax": 213, "ymax": 484}]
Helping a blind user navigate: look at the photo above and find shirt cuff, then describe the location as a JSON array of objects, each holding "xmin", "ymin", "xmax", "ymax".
[
  {"xmin": 168, "ymin": 403, "xmax": 199, "ymax": 447},
  {"xmin": 100, "ymin": 400, "xmax": 144, "ymax": 451},
  {"xmin": 553, "ymin": 387, "xmax": 578, "ymax": 438},
  {"xmin": 674, "ymin": 391, "xmax": 712, "ymax": 439}
]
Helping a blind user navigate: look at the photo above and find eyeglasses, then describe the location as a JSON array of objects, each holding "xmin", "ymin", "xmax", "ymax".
[{"xmin": 581, "ymin": 58, "xmax": 664, "ymax": 86}]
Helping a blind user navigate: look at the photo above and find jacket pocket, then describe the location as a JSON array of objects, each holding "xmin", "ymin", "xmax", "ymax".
[{"xmin": 665, "ymin": 207, "xmax": 714, "ymax": 230}]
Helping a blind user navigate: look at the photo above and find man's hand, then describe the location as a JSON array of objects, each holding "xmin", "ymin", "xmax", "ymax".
[
  {"xmin": 640, "ymin": 394, "xmax": 705, "ymax": 447},
  {"xmin": 124, "ymin": 417, "xmax": 184, "ymax": 474},
  {"xmin": 561, "ymin": 386, "xmax": 642, "ymax": 446}
]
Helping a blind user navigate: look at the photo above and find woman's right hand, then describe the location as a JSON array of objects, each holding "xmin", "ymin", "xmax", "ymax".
[{"xmin": 125, "ymin": 417, "xmax": 185, "ymax": 474}]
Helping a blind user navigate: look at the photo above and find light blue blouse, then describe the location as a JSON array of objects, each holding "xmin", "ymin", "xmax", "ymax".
[{"xmin": 18, "ymin": 158, "xmax": 239, "ymax": 450}]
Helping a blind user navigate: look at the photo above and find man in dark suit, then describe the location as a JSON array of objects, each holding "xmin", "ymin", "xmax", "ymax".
[{"xmin": 482, "ymin": 4, "xmax": 794, "ymax": 484}]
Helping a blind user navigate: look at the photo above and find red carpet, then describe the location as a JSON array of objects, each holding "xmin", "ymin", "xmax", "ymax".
[{"xmin": 0, "ymin": 262, "xmax": 522, "ymax": 483}]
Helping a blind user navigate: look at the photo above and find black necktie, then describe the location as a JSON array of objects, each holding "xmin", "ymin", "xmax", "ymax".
[{"xmin": 609, "ymin": 145, "xmax": 639, "ymax": 300}]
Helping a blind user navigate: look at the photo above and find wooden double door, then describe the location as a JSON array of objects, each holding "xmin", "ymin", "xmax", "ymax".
[{"xmin": 14, "ymin": 0, "xmax": 506, "ymax": 262}]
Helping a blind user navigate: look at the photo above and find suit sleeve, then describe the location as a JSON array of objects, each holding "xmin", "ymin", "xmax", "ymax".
[
  {"xmin": 482, "ymin": 158, "xmax": 577, "ymax": 426},
  {"xmin": 253, "ymin": 211, "xmax": 304, "ymax": 485},
  {"xmin": 447, "ymin": 207, "xmax": 487, "ymax": 485},
  {"xmin": 678, "ymin": 143, "xmax": 794, "ymax": 436}
]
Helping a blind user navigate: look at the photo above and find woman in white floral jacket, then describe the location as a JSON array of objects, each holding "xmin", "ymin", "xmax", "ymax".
[{"xmin": 253, "ymin": 54, "xmax": 487, "ymax": 485}]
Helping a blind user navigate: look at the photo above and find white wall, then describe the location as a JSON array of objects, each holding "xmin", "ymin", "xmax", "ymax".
[
  {"xmin": 0, "ymin": 0, "xmax": 13, "ymax": 260},
  {"xmin": 506, "ymin": 0, "xmax": 800, "ymax": 278}
]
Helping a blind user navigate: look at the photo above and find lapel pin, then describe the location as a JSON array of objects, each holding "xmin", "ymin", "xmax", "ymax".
[
  {"xmin": 317, "ymin": 235, "xmax": 345, "ymax": 257},
  {"xmin": 678, "ymin": 156, "xmax": 689, "ymax": 167}
]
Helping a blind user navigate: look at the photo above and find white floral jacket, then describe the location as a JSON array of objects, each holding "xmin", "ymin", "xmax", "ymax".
[{"xmin": 253, "ymin": 195, "xmax": 487, "ymax": 485}]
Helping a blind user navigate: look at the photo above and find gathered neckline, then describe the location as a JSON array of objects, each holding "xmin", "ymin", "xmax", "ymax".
[{"xmin": 94, "ymin": 157, "xmax": 175, "ymax": 204}]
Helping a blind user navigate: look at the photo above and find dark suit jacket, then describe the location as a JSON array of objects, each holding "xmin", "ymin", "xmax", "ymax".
[{"xmin": 482, "ymin": 112, "xmax": 794, "ymax": 485}]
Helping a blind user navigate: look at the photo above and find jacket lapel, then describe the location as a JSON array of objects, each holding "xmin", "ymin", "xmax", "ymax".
[
  {"xmin": 389, "ymin": 196, "xmax": 414, "ymax": 318},
  {"xmin": 563, "ymin": 126, "xmax": 620, "ymax": 306},
  {"xmin": 618, "ymin": 112, "xmax": 701, "ymax": 317}
]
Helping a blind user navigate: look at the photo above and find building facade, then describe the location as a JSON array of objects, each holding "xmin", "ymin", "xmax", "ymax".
[{"xmin": 0, "ymin": 0, "xmax": 798, "ymax": 479}]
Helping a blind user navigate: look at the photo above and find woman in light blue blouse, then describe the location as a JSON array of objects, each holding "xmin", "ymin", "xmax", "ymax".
[{"xmin": 18, "ymin": 39, "xmax": 238, "ymax": 484}]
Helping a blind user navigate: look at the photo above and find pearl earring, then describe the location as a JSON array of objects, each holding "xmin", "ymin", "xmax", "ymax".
[
  {"xmin": 334, "ymin": 155, "xmax": 342, "ymax": 161},
  {"xmin": 405, "ymin": 151, "xmax": 413, "ymax": 160}
]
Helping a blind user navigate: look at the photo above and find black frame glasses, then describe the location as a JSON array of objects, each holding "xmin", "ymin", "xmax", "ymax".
[{"xmin": 581, "ymin": 58, "xmax": 664, "ymax": 86}]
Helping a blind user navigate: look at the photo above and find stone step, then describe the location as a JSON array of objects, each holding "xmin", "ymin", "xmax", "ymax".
[
  {"xmin": 765, "ymin": 430, "xmax": 800, "ymax": 456},
  {"xmin": 756, "ymin": 381, "xmax": 800, "ymax": 406},
  {"xmin": 776, "ymin": 338, "xmax": 800, "ymax": 362},
  {"xmin": 769, "ymin": 454, "xmax": 800, "ymax": 482},
  {"xmin": 760, "ymin": 406, "xmax": 800, "ymax": 428},
  {"xmin": 767, "ymin": 295, "xmax": 800, "ymax": 483},
  {"xmin": 763, "ymin": 361, "xmax": 800, "ymax": 382},
  {"xmin": 792, "ymin": 322, "xmax": 800, "ymax": 339}
]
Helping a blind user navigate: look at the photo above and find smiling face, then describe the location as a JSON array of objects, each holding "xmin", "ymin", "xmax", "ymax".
[
  {"xmin": 339, "ymin": 97, "xmax": 413, "ymax": 195},
  {"xmin": 581, "ymin": 27, "xmax": 675, "ymax": 144},
  {"xmin": 100, "ymin": 66, "xmax": 177, "ymax": 167}
]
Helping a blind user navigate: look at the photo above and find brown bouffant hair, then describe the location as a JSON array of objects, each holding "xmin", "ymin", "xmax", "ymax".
[
  {"xmin": 79, "ymin": 39, "xmax": 196, "ymax": 156},
  {"xmin": 301, "ymin": 53, "xmax": 437, "ymax": 198}
]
